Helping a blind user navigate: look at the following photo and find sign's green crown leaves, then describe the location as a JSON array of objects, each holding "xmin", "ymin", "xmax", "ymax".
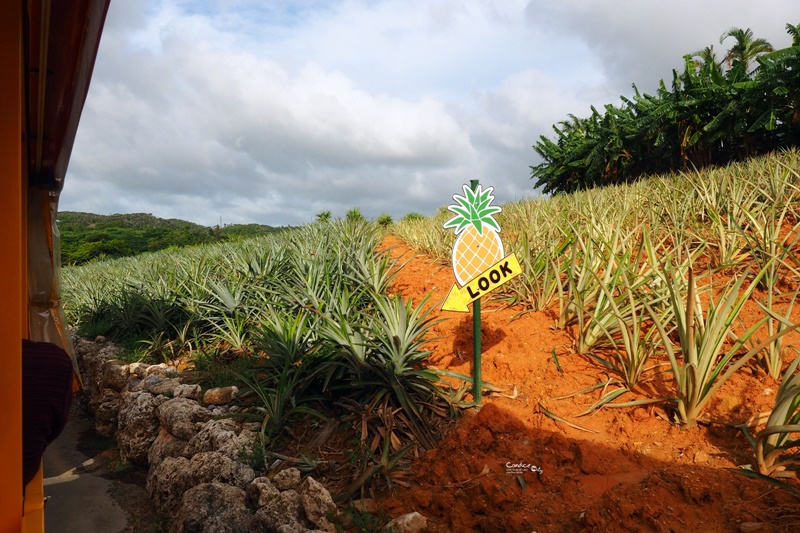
[{"xmin": 443, "ymin": 183, "xmax": 502, "ymax": 235}]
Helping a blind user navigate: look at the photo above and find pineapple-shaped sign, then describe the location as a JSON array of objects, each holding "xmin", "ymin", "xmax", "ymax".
[{"xmin": 442, "ymin": 183, "xmax": 521, "ymax": 312}]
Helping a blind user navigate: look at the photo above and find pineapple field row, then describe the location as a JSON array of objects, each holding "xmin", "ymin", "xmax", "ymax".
[{"xmin": 62, "ymin": 149, "xmax": 800, "ymax": 531}]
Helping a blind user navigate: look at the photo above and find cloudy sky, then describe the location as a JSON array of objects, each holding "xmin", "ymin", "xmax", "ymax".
[{"xmin": 62, "ymin": 0, "xmax": 798, "ymax": 227}]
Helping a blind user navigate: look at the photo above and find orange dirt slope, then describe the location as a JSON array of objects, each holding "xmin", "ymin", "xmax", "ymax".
[{"xmin": 376, "ymin": 235, "xmax": 800, "ymax": 533}]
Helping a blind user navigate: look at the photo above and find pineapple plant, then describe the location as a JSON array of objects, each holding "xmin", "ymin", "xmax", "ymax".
[{"xmin": 444, "ymin": 183, "xmax": 504, "ymax": 286}]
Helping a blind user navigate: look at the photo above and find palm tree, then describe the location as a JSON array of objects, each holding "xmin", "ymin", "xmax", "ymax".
[
  {"xmin": 314, "ymin": 210, "xmax": 332, "ymax": 224},
  {"xmin": 692, "ymin": 45, "xmax": 724, "ymax": 80},
  {"xmin": 787, "ymin": 23, "xmax": 800, "ymax": 47},
  {"xmin": 719, "ymin": 27, "xmax": 774, "ymax": 72}
]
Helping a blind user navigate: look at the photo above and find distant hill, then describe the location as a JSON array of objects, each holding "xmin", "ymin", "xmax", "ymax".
[{"xmin": 57, "ymin": 212, "xmax": 284, "ymax": 265}]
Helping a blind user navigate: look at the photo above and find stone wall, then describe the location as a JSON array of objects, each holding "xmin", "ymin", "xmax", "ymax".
[{"xmin": 74, "ymin": 337, "xmax": 338, "ymax": 533}]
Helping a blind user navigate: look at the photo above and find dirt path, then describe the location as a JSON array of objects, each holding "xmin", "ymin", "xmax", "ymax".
[{"xmin": 43, "ymin": 402, "xmax": 156, "ymax": 533}]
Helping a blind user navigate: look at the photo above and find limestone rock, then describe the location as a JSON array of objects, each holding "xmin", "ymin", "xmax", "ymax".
[
  {"xmin": 73, "ymin": 336, "xmax": 97, "ymax": 355},
  {"xmin": 78, "ymin": 341, "xmax": 123, "ymax": 414},
  {"xmin": 128, "ymin": 362, "xmax": 149, "ymax": 379},
  {"xmin": 183, "ymin": 418, "xmax": 238, "ymax": 456},
  {"xmin": 273, "ymin": 468, "xmax": 302, "ymax": 491},
  {"xmin": 170, "ymin": 483, "xmax": 253, "ymax": 533},
  {"xmin": 276, "ymin": 526, "xmax": 322, "ymax": 533},
  {"xmin": 149, "ymin": 377, "xmax": 183, "ymax": 397},
  {"xmin": 94, "ymin": 391, "xmax": 121, "ymax": 437},
  {"xmin": 251, "ymin": 490, "xmax": 306, "ymax": 532},
  {"xmin": 299, "ymin": 477, "xmax": 336, "ymax": 529},
  {"xmin": 148, "ymin": 452, "xmax": 256, "ymax": 517},
  {"xmin": 145, "ymin": 363, "xmax": 174, "ymax": 377},
  {"xmin": 117, "ymin": 391, "xmax": 163, "ymax": 465},
  {"xmin": 189, "ymin": 451, "xmax": 256, "ymax": 489},
  {"xmin": 101, "ymin": 359, "xmax": 130, "ymax": 392},
  {"xmin": 247, "ymin": 477, "xmax": 281, "ymax": 508},
  {"xmin": 149, "ymin": 428, "xmax": 189, "ymax": 470},
  {"xmin": 183, "ymin": 418, "xmax": 258, "ymax": 461},
  {"xmin": 157, "ymin": 398, "xmax": 212, "ymax": 440},
  {"xmin": 203, "ymin": 386, "xmax": 238, "ymax": 405},
  {"xmin": 97, "ymin": 343, "xmax": 125, "ymax": 360},
  {"xmin": 148, "ymin": 456, "xmax": 190, "ymax": 515},
  {"xmin": 384, "ymin": 512, "xmax": 427, "ymax": 533},
  {"xmin": 133, "ymin": 375, "xmax": 165, "ymax": 393},
  {"xmin": 174, "ymin": 383, "xmax": 202, "ymax": 400},
  {"xmin": 78, "ymin": 349, "xmax": 103, "ymax": 398}
]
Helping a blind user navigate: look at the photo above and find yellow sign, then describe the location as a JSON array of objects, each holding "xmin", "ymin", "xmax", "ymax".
[{"xmin": 442, "ymin": 253, "xmax": 522, "ymax": 312}]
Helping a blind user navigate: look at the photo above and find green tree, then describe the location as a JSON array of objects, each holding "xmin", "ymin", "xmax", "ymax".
[
  {"xmin": 531, "ymin": 21, "xmax": 800, "ymax": 194},
  {"xmin": 748, "ymin": 24, "xmax": 800, "ymax": 150},
  {"xmin": 692, "ymin": 45, "xmax": 724, "ymax": 83},
  {"xmin": 345, "ymin": 208, "xmax": 366, "ymax": 223},
  {"xmin": 315, "ymin": 210, "xmax": 332, "ymax": 223},
  {"xmin": 400, "ymin": 212, "xmax": 425, "ymax": 222},
  {"xmin": 787, "ymin": 23, "xmax": 800, "ymax": 47},
  {"xmin": 720, "ymin": 27, "xmax": 773, "ymax": 74},
  {"xmin": 57, "ymin": 211, "xmax": 280, "ymax": 265},
  {"xmin": 376, "ymin": 214, "xmax": 393, "ymax": 228}
]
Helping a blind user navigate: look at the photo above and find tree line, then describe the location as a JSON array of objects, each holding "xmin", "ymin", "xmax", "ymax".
[
  {"xmin": 58, "ymin": 212, "xmax": 284, "ymax": 265},
  {"xmin": 531, "ymin": 23, "xmax": 800, "ymax": 194}
]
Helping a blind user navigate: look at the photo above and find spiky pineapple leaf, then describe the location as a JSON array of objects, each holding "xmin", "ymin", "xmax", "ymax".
[
  {"xmin": 470, "ymin": 203, "xmax": 483, "ymax": 233},
  {"xmin": 483, "ymin": 215, "xmax": 501, "ymax": 233},
  {"xmin": 444, "ymin": 183, "xmax": 503, "ymax": 236},
  {"xmin": 464, "ymin": 186, "xmax": 477, "ymax": 205},
  {"xmin": 476, "ymin": 194, "xmax": 493, "ymax": 212}
]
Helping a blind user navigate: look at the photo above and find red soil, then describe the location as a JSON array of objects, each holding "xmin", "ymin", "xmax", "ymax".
[{"xmin": 375, "ymin": 235, "xmax": 800, "ymax": 533}]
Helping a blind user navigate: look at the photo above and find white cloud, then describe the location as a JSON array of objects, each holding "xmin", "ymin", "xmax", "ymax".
[
  {"xmin": 526, "ymin": 0, "xmax": 797, "ymax": 95},
  {"xmin": 62, "ymin": 0, "xmax": 800, "ymax": 226}
]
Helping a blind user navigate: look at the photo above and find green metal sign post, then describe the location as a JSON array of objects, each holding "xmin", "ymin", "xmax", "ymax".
[{"xmin": 469, "ymin": 180, "xmax": 483, "ymax": 405}]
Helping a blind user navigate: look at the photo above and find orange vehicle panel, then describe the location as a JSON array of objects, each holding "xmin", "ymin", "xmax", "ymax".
[{"xmin": 0, "ymin": 2, "xmax": 26, "ymax": 530}]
